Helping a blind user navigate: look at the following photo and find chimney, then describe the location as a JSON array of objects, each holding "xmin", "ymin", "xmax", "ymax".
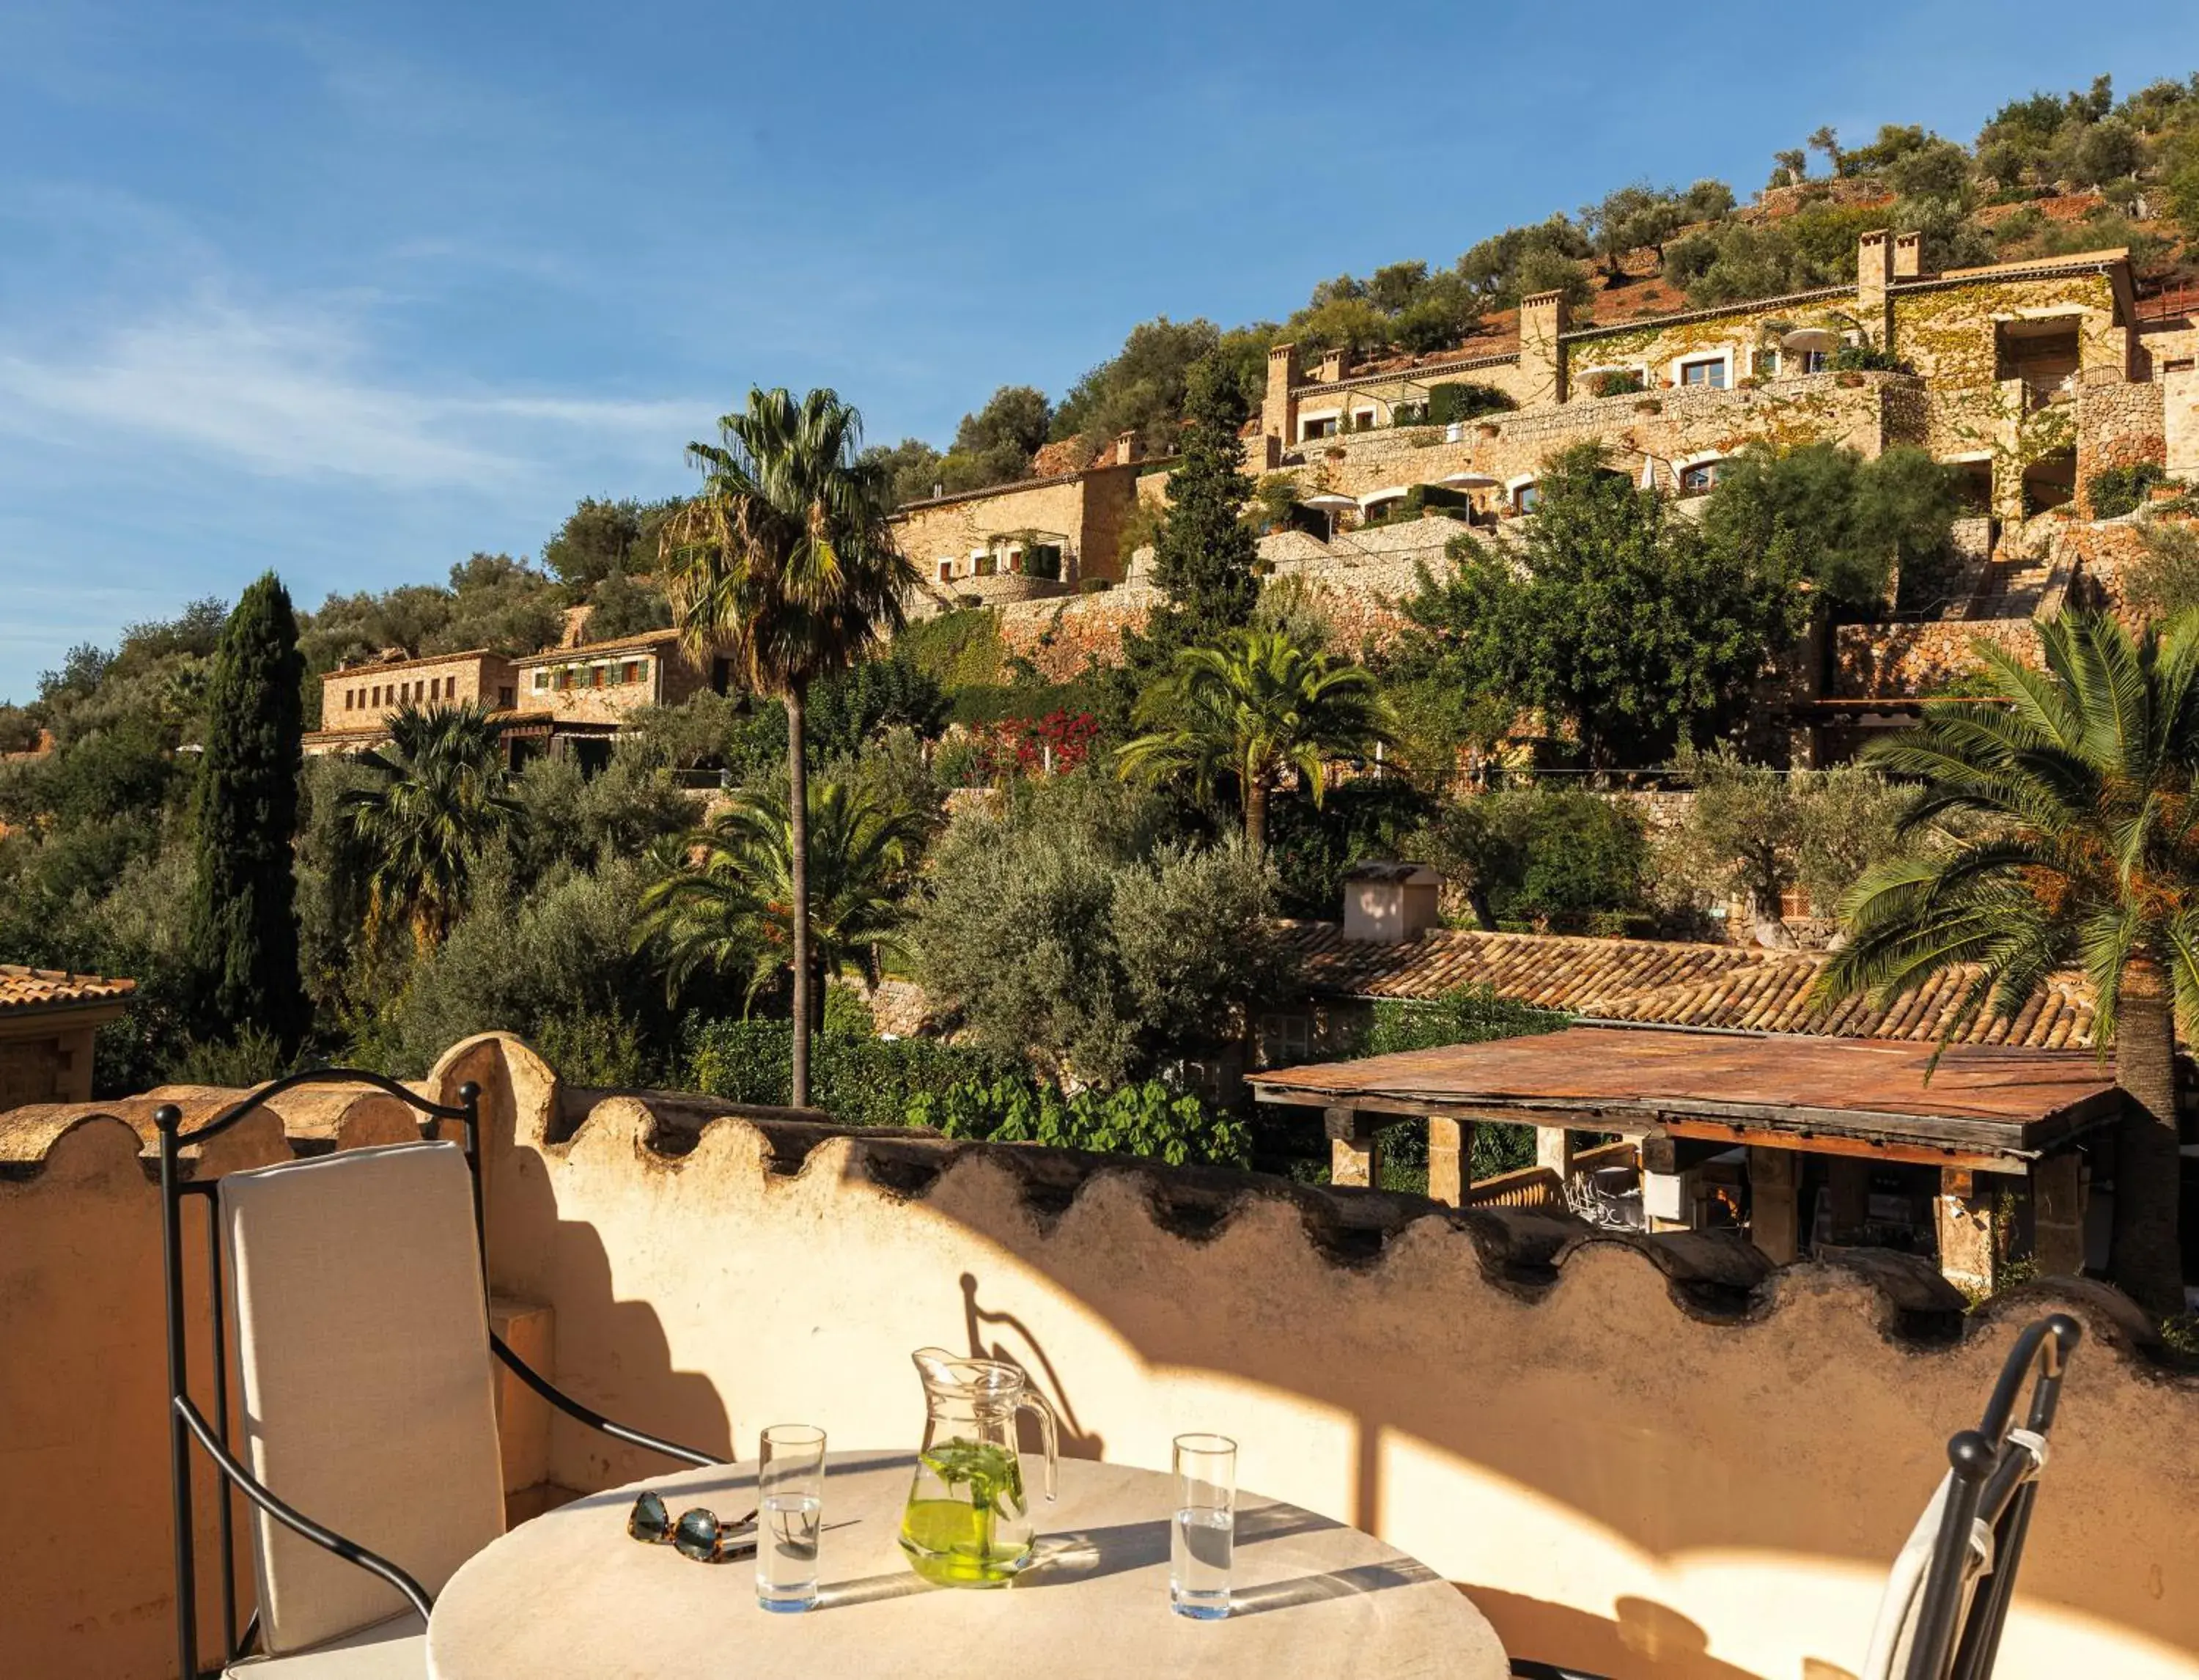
[
  {"xmin": 1113, "ymin": 430, "xmax": 1138, "ymax": 467},
  {"xmin": 1857, "ymin": 229, "xmax": 1894, "ymax": 343},
  {"xmin": 1892, "ymin": 230, "xmax": 1923, "ymax": 279},
  {"xmin": 1341, "ymin": 861, "xmax": 1443, "ymax": 944},
  {"xmin": 1520, "ymin": 290, "xmax": 1570, "ymax": 405},
  {"xmin": 1263, "ymin": 340, "xmax": 1302, "ymax": 450},
  {"xmin": 1316, "ymin": 347, "xmax": 1353, "ymax": 384}
]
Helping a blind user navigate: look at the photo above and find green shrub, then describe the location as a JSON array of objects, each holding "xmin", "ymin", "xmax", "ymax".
[
  {"xmin": 1423, "ymin": 383, "xmax": 1514, "ymax": 426},
  {"xmin": 909, "ymin": 1077, "xmax": 1251, "ymax": 1168},
  {"xmin": 2087, "ymin": 463, "xmax": 2169, "ymax": 520},
  {"xmin": 1589, "ymin": 369, "xmax": 1645, "ymax": 398},
  {"xmin": 685, "ymin": 1019, "xmax": 1017, "ymax": 1127},
  {"xmin": 1025, "ymin": 545, "xmax": 1063, "ymax": 582},
  {"xmin": 1830, "ymin": 343, "xmax": 1905, "ymax": 372},
  {"xmin": 1362, "ymin": 983, "xmax": 1567, "ymax": 1057}
]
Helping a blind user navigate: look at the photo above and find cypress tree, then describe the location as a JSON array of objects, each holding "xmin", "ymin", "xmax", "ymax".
[
  {"xmin": 186, "ymin": 572, "xmax": 309, "ymax": 1051},
  {"xmin": 1126, "ymin": 353, "xmax": 1260, "ymax": 672}
]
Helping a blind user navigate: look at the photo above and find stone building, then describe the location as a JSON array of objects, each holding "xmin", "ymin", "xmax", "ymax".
[
  {"xmin": 1254, "ymin": 231, "xmax": 2167, "ymax": 531},
  {"xmin": 0, "ymin": 965, "xmax": 133, "ymax": 1108},
  {"xmin": 892, "ymin": 433, "xmax": 1150, "ymax": 612},
  {"xmin": 306, "ymin": 628, "xmax": 731, "ymax": 772},
  {"xmin": 304, "ymin": 649, "xmax": 518, "ymax": 755}
]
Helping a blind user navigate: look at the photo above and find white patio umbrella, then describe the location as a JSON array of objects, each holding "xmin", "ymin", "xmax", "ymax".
[
  {"xmin": 1438, "ymin": 471, "xmax": 1499, "ymax": 489},
  {"xmin": 1782, "ymin": 327, "xmax": 1841, "ymax": 355}
]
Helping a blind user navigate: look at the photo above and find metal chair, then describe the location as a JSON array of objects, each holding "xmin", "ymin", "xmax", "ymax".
[
  {"xmin": 1507, "ymin": 1313, "xmax": 2082, "ymax": 1680},
  {"xmin": 157, "ymin": 1071, "xmax": 724, "ymax": 1679},
  {"xmin": 1863, "ymin": 1314, "xmax": 2082, "ymax": 1680}
]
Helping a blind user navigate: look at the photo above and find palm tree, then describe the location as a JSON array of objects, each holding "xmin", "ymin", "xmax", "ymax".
[
  {"xmin": 1118, "ymin": 628, "xmax": 1394, "ymax": 852},
  {"xmin": 1818, "ymin": 610, "xmax": 2199, "ymax": 1315},
  {"xmin": 636, "ymin": 780, "xmax": 924, "ymax": 1017},
  {"xmin": 660, "ymin": 388, "xmax": 915, "ymax": 1105},
  {"xmin": 338, "ymin": 703, "xmax": 523, "ymax": 951}
]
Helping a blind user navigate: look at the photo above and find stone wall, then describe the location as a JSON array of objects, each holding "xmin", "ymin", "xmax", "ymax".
[
  {"xmin": 1834, "ymin": 618, "xmax": 2046, "ymax": 698},
  {"xmin": 2077, "ymin": 377, "xmax": 2169, "ymax": 509},
  {"xmin": 2167, "ymin": 366, "xmax": 2199, "ymax": 479},
  {"xmin": 1263, "ymin": 372, "xmax": 1905, "ymax": 506},
  {"xmin": 513, "ymin": 635, "xmax": 712, "ymax": 726},
  {"xmin": 12, "ymin": 1036, "xmax": 2195, "ymax": 1679},
  {"xmin": 1561, "ymin": 290, "xmax": 1849, "ymax": 392},
  {"xmin": 318, "ymin": 651, "xmax": 517, "ymax": 737}
]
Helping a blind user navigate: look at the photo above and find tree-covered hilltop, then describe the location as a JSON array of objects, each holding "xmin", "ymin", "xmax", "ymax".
[{"xmin": 862, "ymin": 70, "xmax": 2199, "ymax": 496}]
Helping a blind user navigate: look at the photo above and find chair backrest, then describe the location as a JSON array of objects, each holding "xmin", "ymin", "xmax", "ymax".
[
  {"xmin": 1860, "ymin": 1314, "xmax": 2079, "ymax": 1680},
  {"xmin": 220, "ymin": 1141, "xmax": 506, "ymax": 1654}
]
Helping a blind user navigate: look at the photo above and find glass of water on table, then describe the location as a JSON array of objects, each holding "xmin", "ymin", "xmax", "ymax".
[
  {"xmin": 756, "ymin": 1425, "xmax": 827, "ymax": 1613},
  {"xmin": 1170, "ymin": 1433, "xmax": 1236, "ymax": 1619}
]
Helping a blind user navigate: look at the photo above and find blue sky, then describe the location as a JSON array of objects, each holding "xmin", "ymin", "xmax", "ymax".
[{"xmin": 2, "ymin": 0, "xmax": 2194, "ymax": 699}]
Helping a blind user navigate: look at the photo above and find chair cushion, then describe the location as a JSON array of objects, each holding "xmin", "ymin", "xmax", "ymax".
[
  {"xmin": 222, "ymin": 1142, "xmax": 504, "ymax": 1654},
  {"xmin": 226, "ymin": 1615, "xmax": 426, "ymax": 1677}
]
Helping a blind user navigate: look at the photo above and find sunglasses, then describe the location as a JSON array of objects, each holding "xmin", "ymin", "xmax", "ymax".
[{"xmin": 627, "ymin": 1490, "xmax": 759, "ymax": 1563}]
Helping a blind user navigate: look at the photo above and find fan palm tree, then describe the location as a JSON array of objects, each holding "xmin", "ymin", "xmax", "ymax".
[
  {"xmin": 659, "ymin": 388, "xmax": 916, "ymax": 1105},
  {"xmin": 1118, "ymin": 628, "xmax": 1394, "ymax": 852},
  {"xmin": 636, "ymin": 780, "xmax": 925, "ymax": 1017},
  {"xmin": 1817, "ymin": 609, "xmax": 2199, "ymax": 1315},
  {"xmin": 338, "ymin": 703, "xmax": 523, "ymax": 951}
]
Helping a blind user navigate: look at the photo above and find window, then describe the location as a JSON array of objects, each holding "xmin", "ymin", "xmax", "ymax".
[
  {"xmin": 534, "ymin": 669, "xmax": 550, "ymax": 691},
  {"xmin": 1259, "ymin": 1012, "xmax": 1311, "ymax": 1067},
  {"xmin": 497, "ymin": 686, "xmax": 515, "ymax": 708},
  {"xmin": 1679, "ymin": 357, "xmax": 1727, "ymax": 389},
  {"xmin": 938, "ymin": 559, "xmax": 954, "ymax": 582},
  {"xmin": 590, "ymin": 666, "xmax": 605, "ymax": 688},
  {"xmin": 620, "ymin": 660, "xmax": 641, "ymax": 685},
  {"xmin": 1351, "ymin": 410, "xmax": 1377, "ymax": 432},
  {"xmin": 1799, "ymin": 350, "xmax": 1828, "ymax": 375},
  {"xmin": 343, "ymin": 689, "xmax": 353, "ymax": 712},
  {"xmin": 1679, "ymin": 460, "xmax": 1724, "ymax": 494},
  {"xmin": 1514, "ymin": 481, "xmax": 1541, "ymax": 512},
  {"xmin": 1300, "ymin": 414, "xmax": 1338, "ymax": 440},
  {"xmin": 1756, "ymin": 348, "xmax": 1780, "ymax": 378}
]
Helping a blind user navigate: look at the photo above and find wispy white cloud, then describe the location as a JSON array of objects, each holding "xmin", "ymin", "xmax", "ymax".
[{"xmin": 0, "ymin": 295, "xmax": 701, "ymax": 490}]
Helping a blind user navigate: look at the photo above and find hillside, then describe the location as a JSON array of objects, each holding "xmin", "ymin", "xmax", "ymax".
[{"xmin": 869, "ymin": 70, "xmax": 2199, "ymax": 504}]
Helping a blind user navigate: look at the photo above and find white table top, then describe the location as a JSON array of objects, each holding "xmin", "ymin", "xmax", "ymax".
[{"xmin": 427, "ymin": 1452, "xmax": 1507, "ymax": 1679}]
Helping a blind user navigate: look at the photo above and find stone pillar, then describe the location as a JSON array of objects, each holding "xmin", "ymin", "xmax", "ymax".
[
  {"xmin": 490, "ymin": 1296, "xmax": 554, "ymax": 1502},
  {"xmin": 1263, "ymin": 342, "xmax": 1301, "ymax": 453},
  {"xmin": 1935, "ymin": 1168, "xmax": 1998, "ymax": 1294},
  {"xmin": 1326, "ymin": 1105, "xmax": 1381, "ymax": 1190},
  {"xmin": 2031, "ymin": 1152, "xmax": 2086, "ymax": 1278},
  {"xmin": 1827, "ymin": 1158, "xmax": 1871, "ymax": 1243},
  {"xmin": 1857, "ymin": 229, "xmax": 1893, "ymax": 348},
  {"xmin": 1536, "ymin": 1125, "xmax": 1577, "ymax": 1181},
  {"xmin": 1748, "ymin": 1146, "xmax": 1800, "ymax": 1264},
  {"xmin": 1113, "ymin": 430, "xmax": 1138, "ymax": 467},
  {"xmin": 1520, "ymin": 289, "xmax": 1570, "ymax": 406},
  {"xmin": 1427, "ymin": 1116, "xmax": 1474, "ymax": 1207}
]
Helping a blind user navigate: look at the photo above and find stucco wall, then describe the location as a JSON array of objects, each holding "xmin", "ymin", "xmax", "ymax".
[{"xmin": 13, "ymin": 1036, "xmax": 2198, "ymax": 1680}]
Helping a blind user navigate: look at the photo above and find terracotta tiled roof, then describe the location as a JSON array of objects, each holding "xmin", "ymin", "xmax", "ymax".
[
  {"xmin": 1280, "ymin": 923, "xmax": 2099, "ymax": 1050},
  {"xmin": 0, "ymin": 965, "xmax": 137, "ymax": 1015}
]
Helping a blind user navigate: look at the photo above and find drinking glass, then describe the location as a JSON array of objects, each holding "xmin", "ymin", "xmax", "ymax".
[
  {"xmin": 756, "ymin": 1425, "xmax": 827, "ymax": 1613},
  {"xmin": 1170, "ymin": 1432, "xmax": 1236, "ymax": 1619}
]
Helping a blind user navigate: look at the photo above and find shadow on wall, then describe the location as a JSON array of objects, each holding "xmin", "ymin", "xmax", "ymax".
[
  {"xmin": 962, "ymin": 1270, "xmax": 1106, "ymax": 1462},
  {"xmin": 447, "ymin": 1050, "xmax": 734, "ymax": 1488}
]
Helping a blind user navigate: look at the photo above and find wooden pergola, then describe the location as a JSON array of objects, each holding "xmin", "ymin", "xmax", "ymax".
[{"xmin": 1249, "ymin": 1024, "xmax": 2123, "ymax": 1286}]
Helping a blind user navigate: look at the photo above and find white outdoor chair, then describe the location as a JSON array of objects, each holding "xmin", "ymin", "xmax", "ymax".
[
  {"xmin": 155, "ymin": 1073, "xmax": 723, "ymax": 1679},
  {"xmin": 1511, "ymin": 1312, "xmax": 2081, "ymax": 1680}
]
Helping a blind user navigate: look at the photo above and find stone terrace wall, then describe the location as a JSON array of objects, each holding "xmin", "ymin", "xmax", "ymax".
[
  {"xmin": 12, "ymin": 1035, "xmax": 2198, "ymax": 1680},
  {"xmin": 1265, "ymin": 372, "xmax": 1907, "ymax": 504}
]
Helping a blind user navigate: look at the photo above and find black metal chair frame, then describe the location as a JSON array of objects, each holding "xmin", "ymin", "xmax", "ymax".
[
  {"xmin": 1901, "ymin": 1312, "xmax": 2082, "ymax": 1680},
  {"xmin": 157, "ymin": 1069, "xmax": 725, "ymax": 1680}
]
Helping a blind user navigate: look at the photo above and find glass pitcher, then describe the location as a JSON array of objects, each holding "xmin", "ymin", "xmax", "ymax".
[{"xmin": 899, "ymin": 1346, "xmax": 1059, "ymax": 1587}]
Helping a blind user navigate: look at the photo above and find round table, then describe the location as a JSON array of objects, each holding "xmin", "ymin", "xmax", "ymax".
[{"xmin": 427, "ymin": 1451, "xmax": 1507, "ymax": 1679}]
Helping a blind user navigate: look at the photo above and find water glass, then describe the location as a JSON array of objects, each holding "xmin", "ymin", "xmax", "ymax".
[
  {"xmin": 756, "ymin": 1424, "xmax": 827, "ymax": 1613},
  {"xmin": 1170, "ymin": 1432, "xmax": 1236, "ymax": 1619}
]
